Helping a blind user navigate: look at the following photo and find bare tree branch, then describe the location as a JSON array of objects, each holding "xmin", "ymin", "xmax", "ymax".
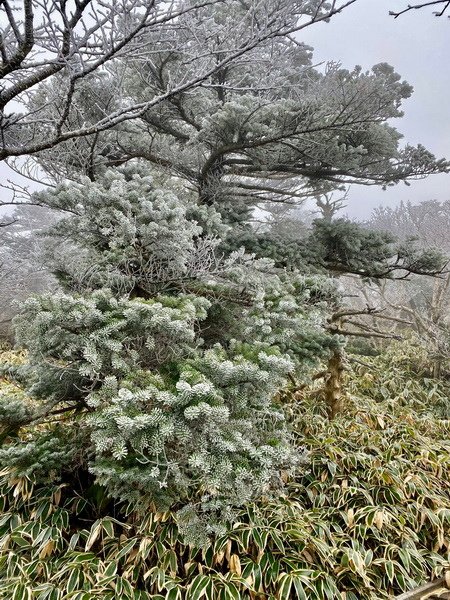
[
  {"xmin": 390, "ymin": 1, "xmax": 450, "ymax": 17},
  {"xmin": 0, "ymin": 0, "xmax": 358, "ymax": 161}
]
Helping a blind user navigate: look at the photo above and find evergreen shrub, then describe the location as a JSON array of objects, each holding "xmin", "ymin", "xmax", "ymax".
[{"xmin": 1, "ymin": 346, "xmax": 449, "ymax": 600}]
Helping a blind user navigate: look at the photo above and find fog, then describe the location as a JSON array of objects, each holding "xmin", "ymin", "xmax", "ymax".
[{"xmin": 300, "ymin": 0, "xmax": 450, "ymax": 219}]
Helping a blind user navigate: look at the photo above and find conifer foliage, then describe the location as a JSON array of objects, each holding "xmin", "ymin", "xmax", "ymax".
[{"xmin": 0, "ymin": 169, "xmax": 337, "ymax": 538}]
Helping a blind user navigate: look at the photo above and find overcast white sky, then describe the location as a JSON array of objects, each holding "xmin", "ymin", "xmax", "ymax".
[
  {"xmin": 300, "ymin": 0, "xmax": 450, "ymax": 219},
  {"xmin": 1, "ymin": 0, "xmax": 449, "ymax": 221}
]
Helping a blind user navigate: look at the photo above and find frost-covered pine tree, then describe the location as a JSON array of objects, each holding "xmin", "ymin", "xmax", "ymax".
[
  {"xmin": 28, "ymin": 2, "xmax": 447, "ymax": 225},
  {"xmin": 0, "ymin": 168, "xmax": 338, "ymax": 541},
  {"xmin": 22, "ymin": 0, "xmax": 447, "ymax": 285}
]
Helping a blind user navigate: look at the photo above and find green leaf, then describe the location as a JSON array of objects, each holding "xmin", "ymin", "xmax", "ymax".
[
  {"xmin": 398, "ymin": 548, "xmax": 410, "ymax": 572},
  {"xmin": 221, "ymin": 581, "xmax": 240, "ymax": 600},
  {"xmin": 166, "ymin": 587, "xmax": 183, "ymax": 600},
  {"xmin": 385, "ymin": 560, "xmax": 395, "ymax": 584},
  {"xmin": 291, "ymin": 578, "xmax": 307, "ymax": 600},
  {"xmin": 187, "ymin": 575, "xmax": 211, "ymax": 600},
  {"xmin": 67, "ymin": 568, "xmax": 81, "ymax": 594},
  {"xmin": 117, "ymin": 539, "xmax": 137, "ymax": 560},
  {"xmin": 277, "ymin": 574, "xmax": 293, "ymax": 600},
  {"xmin": 103, "ymin": 561, "xmax": 118, "ymax": 578},
  {"xmin": 12, "ymin": 584, "xmax": 32, "ymax": 600},
  {"xmin": 101, "ymin": 518, "xmax": 115, "ymax": 538},
  {"xmin": 68, "ymin": 552, "xmax": 97, "ymax": 564}
]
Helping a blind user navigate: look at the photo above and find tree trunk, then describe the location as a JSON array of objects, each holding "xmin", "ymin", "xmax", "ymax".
[{"xmin": 324, "ymin": 348, "xmax": 345, "ymax": 419}]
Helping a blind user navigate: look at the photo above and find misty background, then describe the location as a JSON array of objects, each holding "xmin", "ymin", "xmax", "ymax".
[{"xmin": 301, "ymin": 0, "xmax": 450, "ymax": 219}]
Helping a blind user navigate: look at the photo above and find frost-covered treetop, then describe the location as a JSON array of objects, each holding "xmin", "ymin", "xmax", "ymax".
[{"xmin": 37, "ymin": 168, "xmax": 225, "ymax": 296}]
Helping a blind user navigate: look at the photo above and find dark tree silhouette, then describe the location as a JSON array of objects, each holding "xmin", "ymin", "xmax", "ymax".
[{"xmin": 390, "ymin": 1, "xmax": 450, "ymax": 18}]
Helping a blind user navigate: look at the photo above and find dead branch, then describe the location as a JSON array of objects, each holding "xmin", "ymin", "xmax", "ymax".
[{"xmin": 390, "ymin": 1, "xmax": 450, "ymax": 18}]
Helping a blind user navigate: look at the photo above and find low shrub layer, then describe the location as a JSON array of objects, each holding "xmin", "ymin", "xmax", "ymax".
[{"xmin": 1, "ymin": 356, "xmax": 450, "ymax": 599}]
